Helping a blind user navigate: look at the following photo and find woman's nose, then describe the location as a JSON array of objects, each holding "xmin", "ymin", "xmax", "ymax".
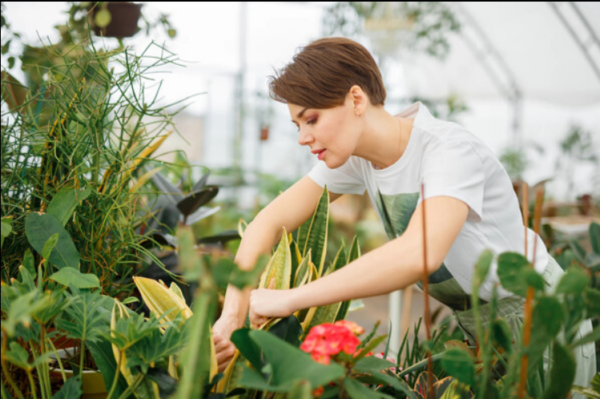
[{"xmin": 298, "ymin": 127, "xmax": 314, "ymax": 146}]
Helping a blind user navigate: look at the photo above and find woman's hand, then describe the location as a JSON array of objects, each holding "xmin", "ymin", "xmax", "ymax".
[
  {"xmin": 249, "ymin": 288, "xmax": 296, "ymax": 329},
  {"xmin": 212, "ymin": 315, "xmax": 240, "ymax": 372}
]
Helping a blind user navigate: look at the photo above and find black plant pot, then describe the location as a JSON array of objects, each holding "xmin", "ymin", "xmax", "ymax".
[{"xmin": 93, "ymin": 2, "xmax": 142, "ymax": 38}]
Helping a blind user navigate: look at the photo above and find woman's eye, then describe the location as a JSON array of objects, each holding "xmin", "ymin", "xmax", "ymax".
[{"xmin": 306, "ymin": 118, "xmax": 317, "ymax": 125}]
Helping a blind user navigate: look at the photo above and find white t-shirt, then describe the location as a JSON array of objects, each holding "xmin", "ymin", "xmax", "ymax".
[{"xmin": 308, "ymin": 102, "xmax": 548, "ymax": 302}]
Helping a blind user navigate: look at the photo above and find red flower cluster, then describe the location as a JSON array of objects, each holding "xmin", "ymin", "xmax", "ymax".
[{"xmin": 300, "ymin": 321, "xmax": 364, "ymax": 365}]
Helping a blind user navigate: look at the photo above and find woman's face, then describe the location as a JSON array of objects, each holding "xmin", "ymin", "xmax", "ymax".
[{"xmin": 288, "ymin": 96, "xmax": 360, "ymax": 169}]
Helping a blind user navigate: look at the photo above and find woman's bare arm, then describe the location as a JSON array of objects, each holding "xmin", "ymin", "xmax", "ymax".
[
  {"xmin": 219, "ymin": 176, "xmax": 341, "ymax": 325},
  {"xmin": 249, "ymin": 196, "xmax": 469, "ymax": 321}
]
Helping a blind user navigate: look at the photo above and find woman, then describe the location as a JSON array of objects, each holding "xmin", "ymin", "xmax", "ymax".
[{"xmin": 212, "ymin": 37, "xmax": 596, "ymax": 388}]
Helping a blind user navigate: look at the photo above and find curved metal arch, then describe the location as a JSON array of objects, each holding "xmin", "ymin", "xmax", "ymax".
[{"xmin": 548, "ymin": 2, "xmax": 600, "ymax": 83}]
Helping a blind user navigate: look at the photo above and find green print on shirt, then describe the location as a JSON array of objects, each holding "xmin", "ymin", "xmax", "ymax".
[{"xmin": 375, "ymin": 191, "xmax": 479, "ymax": 311}]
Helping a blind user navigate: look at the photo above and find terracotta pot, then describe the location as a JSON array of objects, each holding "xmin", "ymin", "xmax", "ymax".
[
  {"xmin": 260, "ymin": 126, "xmax": 270, "ymax": 141},
  {"xmin": 92, "ymin": 2, "xmax": 142, "ymax": 39}
]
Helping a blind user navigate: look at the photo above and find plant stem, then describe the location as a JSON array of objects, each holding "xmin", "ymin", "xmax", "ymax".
[
  {"xmin": 1, "ymin": 331, "xmax": 25, "ymax": 399},
  {"xmin": 116, "ymin": 373, "xmax": 144, "ymax": 399},
  {"xmin": 396, "ymin": 352, "xmax": 445, "ymax": 379},
  {"xmin": 419, "ymin": 183, "xmax": 433, "ymax": 399},
  {"xmin": 47, "ymin": 338, "xmax": 67, "ymax": 382},
  {"xmin": 26, "ymin": 370, "xmax": 38, "ymax": 399},
  {"xmin": 106, "ymin": 350, "xmax": 123, "ymax": 399}
]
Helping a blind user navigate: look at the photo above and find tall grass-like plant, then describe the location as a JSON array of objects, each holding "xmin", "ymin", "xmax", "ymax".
[{"xmin": 1, "ymin": 36, "xmax": 191, "ymax": 298}]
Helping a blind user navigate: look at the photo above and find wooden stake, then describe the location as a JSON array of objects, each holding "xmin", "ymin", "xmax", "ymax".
[{"xmin": 517, "ymin": 186, "xmax": 544, "ymax": 399}]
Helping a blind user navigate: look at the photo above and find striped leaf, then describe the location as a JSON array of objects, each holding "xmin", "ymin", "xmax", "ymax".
[
  {"xmin": 259, "ymin": 228, "xmax": 291, "ymax": 290},
  {"xmin": 301, "ymin": 188, "xmax": 330, "ymax": 275}
]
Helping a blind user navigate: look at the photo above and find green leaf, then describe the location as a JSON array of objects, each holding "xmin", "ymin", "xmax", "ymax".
[
  {"xmin": 25, "ymin": 213, "xmax": 80, "ymax": 269},
  {"xmin": 268, "ymin": 315, "xmax": 303, "ymax": 348},
  {"xmin": 491, "ymin": 318, "xmax": 512, "ymax": 354},
  {"xmin": 47, "ymin": 186, "xmax": 92, "ymax": 226},
  {"xmin": 4, "ymin": 341, "xmax": 32, "ymax": 370},
  {"xmin": 7, "ymin": 56, "xmax": 15, "ymax": 69},
  {"xmin": 440, "ymin": 348, "xmax": 475, "ymax": 386},
  {"xmin": 128, "ymin": 325, "xmax": 186, "ymax": 369},
  {"xmin": 355, "ymin": 373, "xmax": 416, "ymax": 398},
  {"xmin": 231, "ymin": 328, "xmax": 264, "ymax": 372},
  {"xmin": 497, "ymin": 252, "xmax": 530, "ymax": 296},
  {"xmin": 229, "ymin": 255, "xmax": 269, "ymax": 290},
  {"xmin": 569, "ymin": 386, "xmax": 600, "ymax": 399},
  {"xmin": 541, "ymin": 343, "xmax": 576, "ymax": 399},
  {"xmin": 288, "ymin": 380, "xmax": 313, "ymax": 399},
  {"xmin": 570, "ymin": 324, "xmax": 600, "ymax": 348},
  {"xmin": 301, "ymin": 187, "xmax": 330, "ymax": 274},
  {"xmin": 555, "ymin": 268, "xmax": 590, "ymax": 295},
  {"xmin": 259, "ymin": 230, "xmax": 292, "ymax": 290},
  {"xmin": 347, "ymin": 236, "xmax": 361, "ymax": 264},
  {"xmin": 354, "ymin": 335, "xmax": 388, "ymax": 362},
  {"xmin": 522, "ymin": 268, "xmax": 545, "ymax": 292},
  {"xmin": 173, "ymin": 289, "xmax": 216, "ymax": 399},
  {"xmin": 23, "ymin": 250, "xmax": 35, "ymax": 276},
  {"xmin": 353, "ymin": 356, "xmax": 396, "ymax": 373},
  {"xmin": 249, "ymin": 330, "xmax": 345, "ymax": 390},
  {"xmin": 343, "ymin": 377, "xmax": 394, "ymax": 399},
  {"xmin": 585, "ymin": 289, "xmax": 600, "ymax": 317},
  {"xmin": 238, "ymin": 367, "xmax": 280, "ymax": 392},
  {"xmin": 42, "ymin": 233, "xmax": 59, "ymax": 261},
  {"xmin": 53, "ymin": 375, "xmax": 83, "ymax": 399},
  {"xmin": 50, "ymin": 268, "xmax": 100, "ymax": 289},
  {"xmin": 528, "ymin": 296, "xmax": 563, "ymax": 363},
  {"xmin": 590, "ymin": 222, "xmax": 600, "ymax": 255},
  {"xmin": 473, "ymin": 250, "xmax": 493, "ymax": 290},
  {"xmin": 87, "ymin": 338, "xmax": 132, "ymax": 399},
  {"xmin": 1, "ymin": 217, "xmax": 12, "ymax": 249},
  {"xmin": 56, "ymin": 287, "xmax": 108, "ymax": 344}
]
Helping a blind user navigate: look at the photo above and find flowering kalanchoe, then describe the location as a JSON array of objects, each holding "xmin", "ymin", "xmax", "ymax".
[{"xmin": 300, "ymin": 321, "xmax": 364, "ymax": 365}]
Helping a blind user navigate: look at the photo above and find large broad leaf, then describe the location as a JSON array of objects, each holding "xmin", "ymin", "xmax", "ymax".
[
  {"xmin": 555, "ymin": 267, "xmax": 590, "ymax": 295},
  {"xmin": 259, "ymin": 229, "xmax": 292, "ymax": 290},
  {"xmin": 497, "ymin": 252, "xmax": 530, "ymax": 296},
  {"xmin": 268, "ymin": 315, "xmax": 303, "ymax": 348},
  {"xmin": 353, "ymin": 356, "xmax": 396, "ymax": 373},
  {"xmin": 25, "ymin": 213, "xmax": 80, "ymax": 269},
  {"xmin": 528, "ymin": 296, "xmax": 564, "ymax": 371},
  {"xmin": 87, "ymin": 338, "xmax": 132, "ymax": 399},
  {"xmin": 52, "ymin": 375, "xmax": 83, "ymax": 399},
  {"xmin": 248, "ymin": 330, "xmax": 345, "ymax": 390},
  {"xmin": 150, "ymin": 169, "xmax": 184, "ymax": 203},
  {"xmin": 50, "ymin": 268, "xmax": 100, "ymax": 289},
  {"xmin": 55, "ymin": 287, "xmax": 109, "ymax": 345},
  {"xmin": 440, "ymin": 348, "xmax": 476, "ymax": 386},
  {"xmin": 343, "ymin": 377, "xmax": 394, "ymax": 399},
  {"xmin": 540, "ymin": 343, "xmax": 576, "ymax": 399},
  {"xmin": 47, "ymin": 186, "xmax": 92, "ymax": 226},
  {"xmin": 301, "ymin": 188, "xmax": 330, "ymax": 274},
  {"xmin": 231, "ymin": 328, "xmax": 264, "ymax": 372},
  {"xmin": 176, "ymin": 185, "xmax": 219, "ymax": 217},
  {"xmin": 192, "ymin": 170, "xmax": 211, "ymax": 192},
  {"xmin": 1, "ymin": 216, "xmax": 12, "ymax": 249}
]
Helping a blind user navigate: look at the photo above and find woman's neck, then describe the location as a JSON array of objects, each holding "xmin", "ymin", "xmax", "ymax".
[{"xmin": 354, "ymin": 107, "xmax": 413, "ymax": 170}]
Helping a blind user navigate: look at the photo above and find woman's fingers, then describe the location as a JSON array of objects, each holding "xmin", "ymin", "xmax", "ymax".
[{"xmin": 215, "ymin": 338, "xmax": 236, "ymax": 372}]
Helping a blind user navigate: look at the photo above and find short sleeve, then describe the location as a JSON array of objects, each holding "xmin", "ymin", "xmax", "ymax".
[
  {"xmin": 421, "ymin": 139, "xmax": 485, "ymax": 222},
  {"xmin": 308, "ymin": 157, "xmax": 366, "ymax": 195}
]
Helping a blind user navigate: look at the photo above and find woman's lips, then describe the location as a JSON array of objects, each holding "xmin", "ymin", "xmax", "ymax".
[{"xmin": 317, "ymin": 149, "xmax": 327, "ymax": 160}]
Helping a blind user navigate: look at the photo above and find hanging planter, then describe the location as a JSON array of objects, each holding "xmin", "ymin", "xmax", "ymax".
[{"xmin": 92, "ymin": 2, "xmax": 142, "ymax": 38}]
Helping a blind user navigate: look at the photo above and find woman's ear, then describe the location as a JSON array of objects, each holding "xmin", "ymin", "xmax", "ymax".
[{"xmin": 348, "ymin": 85, "xmax": 366, "ymax": 117}]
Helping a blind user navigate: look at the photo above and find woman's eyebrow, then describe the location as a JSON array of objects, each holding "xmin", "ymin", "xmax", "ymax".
[{"xmin": 291, "ymin": 107, "xmax": 309, "ymax": 124}]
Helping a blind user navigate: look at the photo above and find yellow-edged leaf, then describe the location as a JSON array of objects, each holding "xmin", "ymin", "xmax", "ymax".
[
  {"xmin": 258, "ymin": 228, "xmax": 291, "ymax": 290},
  {"xmin": 129, "ymin": 166, "xmax": 162, "ymax": 193}
]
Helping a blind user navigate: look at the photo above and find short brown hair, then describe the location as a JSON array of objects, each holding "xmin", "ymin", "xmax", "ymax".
[{"xmin": 269, "ymin": 37, "xmax": 386, "ymax": 109}]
